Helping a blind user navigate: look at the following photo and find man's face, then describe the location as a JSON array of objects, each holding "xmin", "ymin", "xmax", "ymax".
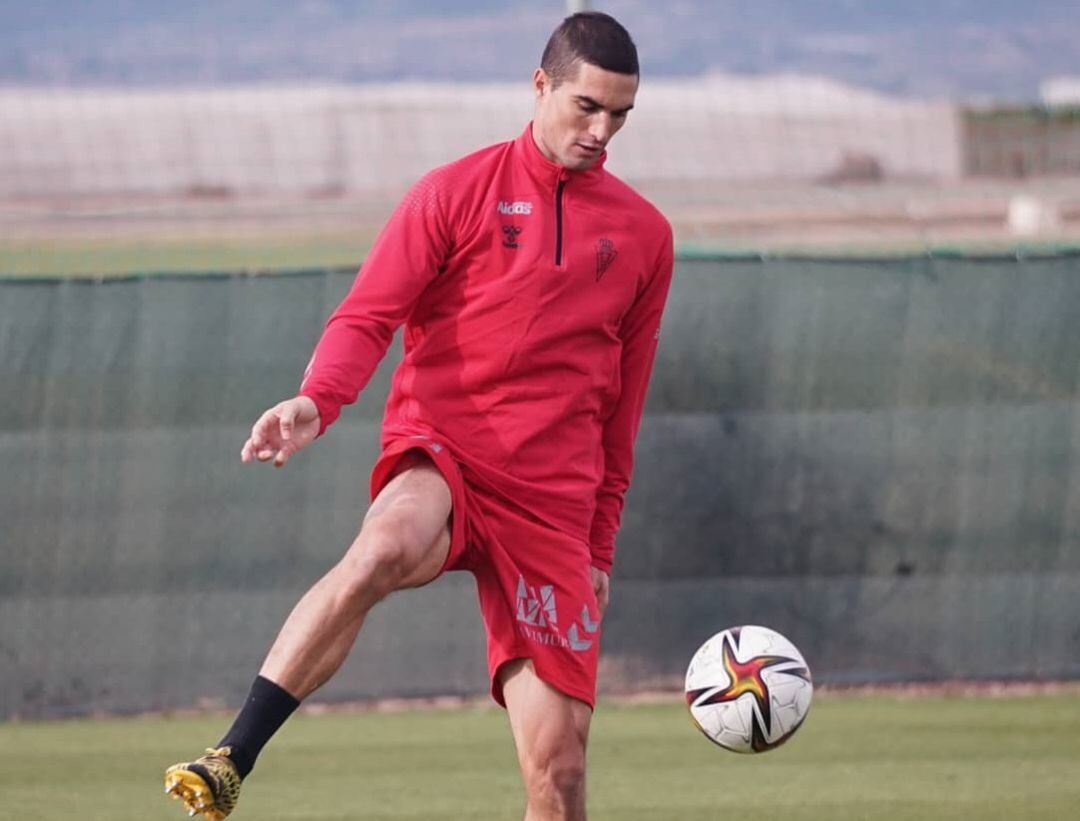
[{"xmin": 532, "ymin": 60, "xmax": 638, "ymax": 171}]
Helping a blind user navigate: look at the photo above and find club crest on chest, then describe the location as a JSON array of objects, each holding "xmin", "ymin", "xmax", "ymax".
[{"xmin": 596, "ymin": 238, "xmax": 617, "ymax": 280}]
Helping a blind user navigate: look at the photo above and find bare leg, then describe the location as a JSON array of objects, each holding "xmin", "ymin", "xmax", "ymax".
[
  {"xmin": 260, "ymin": 452, "xmax": 452, "ymax": 698},
  {"xmin": 163, "ymin": 453, "xmax": 452, "ymax": 818},
  {"xmin": 501, "ymin": 659, "xmax": 592, "ymax": 821}
]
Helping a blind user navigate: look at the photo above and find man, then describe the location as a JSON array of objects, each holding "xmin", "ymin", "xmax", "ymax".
[{"xmin": 164, "ymin": 11, "xmax": 672, "ymax": 821}]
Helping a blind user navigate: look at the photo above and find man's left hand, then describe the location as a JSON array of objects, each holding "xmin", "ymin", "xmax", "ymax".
[{"xmin": 590, "ymin": 566, "xmax": 610, "ymax": 618}]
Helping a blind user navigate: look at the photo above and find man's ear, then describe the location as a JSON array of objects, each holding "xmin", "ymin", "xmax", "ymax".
[{"xmin": 533, "ymin": 67, "xmax": 550, "ymax": 100}]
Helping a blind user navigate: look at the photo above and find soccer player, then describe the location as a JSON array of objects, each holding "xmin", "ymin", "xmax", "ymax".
[{"xmin": 164, "ymin": 11, "xmax": 672, "ymax": 821}]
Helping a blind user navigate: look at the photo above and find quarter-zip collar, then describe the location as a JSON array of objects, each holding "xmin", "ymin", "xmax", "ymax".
[{"xmin": 514, "ymin": 121, "xmax": 607, "ymax": 188}]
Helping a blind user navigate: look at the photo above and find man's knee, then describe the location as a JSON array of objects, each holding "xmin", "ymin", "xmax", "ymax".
[
  {"xmin": 336, "ymin": 514, "xmax": 422, "ymax": 602},
  {"xmin": 523, "ymin": 746, "xmax": 586, "ymax": 811}
]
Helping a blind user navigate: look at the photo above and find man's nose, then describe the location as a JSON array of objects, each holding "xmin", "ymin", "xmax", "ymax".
[{"xmin": 589, "ymin": 114, "xmax": 613, "ymax": 144}]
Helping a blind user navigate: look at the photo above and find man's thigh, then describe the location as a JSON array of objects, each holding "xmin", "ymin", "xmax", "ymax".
[
  {"xmin": 360, "ymin": 449, "xmax": 452, "ymax": 589},
  {"xmin": 499, "ymin": 658, "xmax": 592, "ymax": 765}
]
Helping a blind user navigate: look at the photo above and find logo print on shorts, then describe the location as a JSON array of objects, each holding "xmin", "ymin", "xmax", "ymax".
[
  {"xmin": 516, "ymin": 576, "xmax": 558, "ymax": 627},
  {"xmin": 567, "ymin": 605, "xmax": 601, "ymax": 651},
  {"xmin": 595, "ymin": 238, "xmax": 617, "ymax": 281},
  {"xmin": 514, "ymin": 575, "xmax": 599, "ymax": 654},
  {"xmin": 502, "ymin": 224, "xmax": 523, "ymax": 249}
]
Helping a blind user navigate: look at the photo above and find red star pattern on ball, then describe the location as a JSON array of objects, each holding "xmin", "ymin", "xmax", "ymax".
[
  {"xmin": 709, "ymin": 633, "xmax": 790, "ymax": 704},
  {"xmin": 686, "ymin": 629, "xmax": 810, "ymax": 750}
]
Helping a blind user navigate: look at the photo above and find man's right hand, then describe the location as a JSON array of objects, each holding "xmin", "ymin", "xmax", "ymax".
[{"xmin": 240, "ymin": 396, "xmax": 321, "ymax": 468}]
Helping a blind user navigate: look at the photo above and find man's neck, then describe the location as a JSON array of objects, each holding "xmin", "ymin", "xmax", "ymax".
[{"xmin": 529, "ymin": 123, "xmax": 559, "ymax": 165}]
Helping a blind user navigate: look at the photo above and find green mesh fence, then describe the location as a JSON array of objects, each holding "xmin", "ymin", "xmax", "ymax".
[{"xmin": 2, "ymin": 254, "xmax": 1079, "ymax": 719}]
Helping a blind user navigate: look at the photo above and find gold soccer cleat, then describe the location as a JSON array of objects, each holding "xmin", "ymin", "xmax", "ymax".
[{"xmin": 164, "ymin": 747, "xmax": 242, "ymax": 820}]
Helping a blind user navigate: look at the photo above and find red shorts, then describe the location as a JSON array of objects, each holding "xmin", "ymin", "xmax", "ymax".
[{"xmin": 370, "ymin": 436, "xmax": 601, "ymax": 708}]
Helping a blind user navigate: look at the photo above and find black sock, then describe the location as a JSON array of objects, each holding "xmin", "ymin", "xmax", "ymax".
[{"xmin": 218, "ymin": 675, "xmax": 300, "ymax": 779}]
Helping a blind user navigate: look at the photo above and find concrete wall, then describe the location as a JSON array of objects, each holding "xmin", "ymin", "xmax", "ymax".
[{"xmin": 0, "ymin": 77, "xmax": 963, "ymax": 199}]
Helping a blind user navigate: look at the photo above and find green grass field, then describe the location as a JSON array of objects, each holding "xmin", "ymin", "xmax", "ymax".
[
  {"xmin": 0, "ymin": 234, "xmax": 375, "ymax": 278},
  {"xmin": 4, "ymin": 235, "xmax": 1079, "ymax": 279},
  {"xmin": 2, "ymin": 694, "xmax": 1078, "ymax": 820},
  {"xmin": 0, "ymin": 234, "xmax": 864, "ymax": 278}
]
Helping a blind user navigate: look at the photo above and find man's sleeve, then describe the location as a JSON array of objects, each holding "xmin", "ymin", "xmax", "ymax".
[
  {"xmin": 589, "ymin": 223, "xmax": 675, "ymax": 573},
  {"xmin": 299, "ymin": 170, "xmax": 452, "ymax": 435}
]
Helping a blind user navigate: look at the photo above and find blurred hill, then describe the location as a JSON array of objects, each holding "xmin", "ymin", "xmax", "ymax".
[{"xmin": 2, "ymin": 0, "xmax": 1079, "ymax": 100}]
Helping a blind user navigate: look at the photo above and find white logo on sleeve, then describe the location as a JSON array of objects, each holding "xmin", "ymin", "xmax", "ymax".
[
  {"xmin": 497, "ymin": 200, "xmax": 533, "ymax": 216},
  {"xmin": 301, "ymin": 352, "xmax": 317, "ymax": 387}
]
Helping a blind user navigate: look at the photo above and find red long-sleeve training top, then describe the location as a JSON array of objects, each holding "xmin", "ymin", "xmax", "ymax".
[{"xmin": 300, "ymin": 123, "xmax": 673, "ymax": 572}]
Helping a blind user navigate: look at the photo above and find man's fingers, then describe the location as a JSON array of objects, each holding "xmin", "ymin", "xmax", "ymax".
[
  {"xmin": 273, "ymin": 443, "xmax": 295, "ymax": 468},
  {"xmin": 242, "ymin": 400, "xmax": 311, "ymax": 466},
  {"xmin": 590, "ymin": 568, "xmax": 610, "ymax": 617},
  {"xmin": 248, "ymin": 405, "xmax": 286, "ymax": 458},
  {"xmin": 250, "ymin": 422, "xmax": 267, "ymax": 450},
  {"xmin": 279, "ymin": 403, "xmax": 297, "ymax": 441}
]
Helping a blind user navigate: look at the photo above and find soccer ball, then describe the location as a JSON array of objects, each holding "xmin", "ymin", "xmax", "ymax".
[{"xmin": 685, "ymin": 625, "xmax": 812, "ymax": 753}]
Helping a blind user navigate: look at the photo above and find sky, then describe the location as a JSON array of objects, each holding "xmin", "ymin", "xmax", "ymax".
[{"xmin": 2, "ymin": 1, "xmax": 1078, "ymax": 100}]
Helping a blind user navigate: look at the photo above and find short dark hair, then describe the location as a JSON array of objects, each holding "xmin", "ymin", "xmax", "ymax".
[{"xmin": 541, "ymin": 12, "xmax": 639, "ymax": 87}]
